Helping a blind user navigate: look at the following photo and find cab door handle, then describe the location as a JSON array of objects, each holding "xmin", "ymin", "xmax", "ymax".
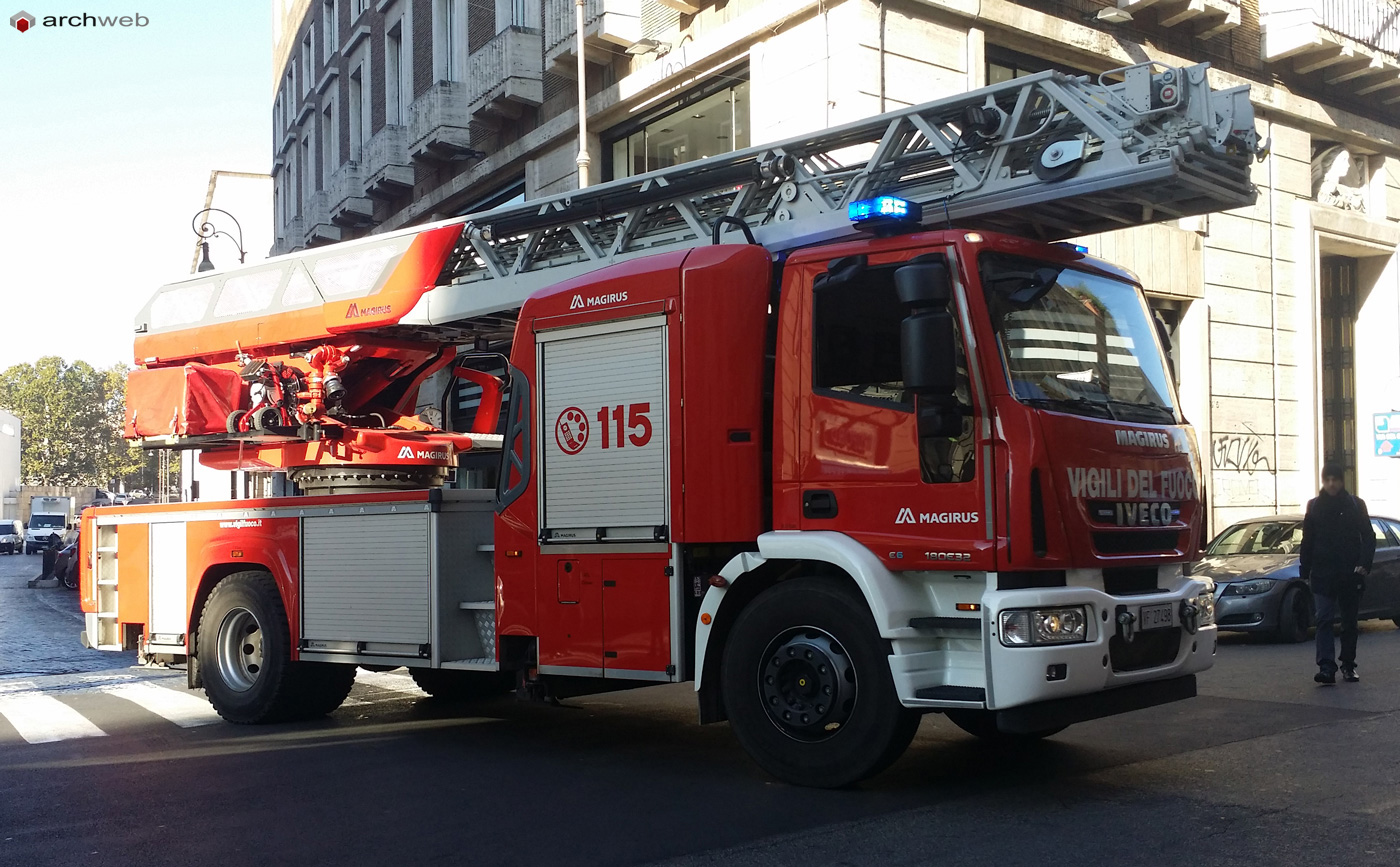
[{"xmin": 803, "ymin": 489, "xmax": 839, "ymax": 519}]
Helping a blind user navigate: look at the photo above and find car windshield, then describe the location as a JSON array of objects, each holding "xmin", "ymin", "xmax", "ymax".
[
  {"xmin": 980, "ymin": 253, "xmax": 1179, "ymax": 425},
  {"xmin": 30, "ymin": 515, "xmax": 64, "ymax": 529},
  {"xmin": 1208, "ymin": 521, "xmax": 1303, "ymax": 556}
]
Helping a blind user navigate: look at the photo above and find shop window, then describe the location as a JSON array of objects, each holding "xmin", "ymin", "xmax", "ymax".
[{"xmin": 604, "ymin": 71, "xmax": 750, "ymax": 181}]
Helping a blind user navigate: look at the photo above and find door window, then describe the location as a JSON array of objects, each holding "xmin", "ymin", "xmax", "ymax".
[
  {"xmin": 1371, "ymin": 519, "xmax": 1396, "ymax": 548},
  {"xmin": 811, "ymin": 261, "xmax": 975, "ymax": 483}
]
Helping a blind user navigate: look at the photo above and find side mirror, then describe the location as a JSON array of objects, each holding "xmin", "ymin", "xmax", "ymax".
[
  {"xmin": 894, "ymin": 260, "xmax": 956, "ymax": 396},
  {"xmin": 901, "ymin": 313, "xmax": 956, "ymax": 395},
  {"xmin": 894, "ymin": 261, "xmax": 952, "ymax": 307}
]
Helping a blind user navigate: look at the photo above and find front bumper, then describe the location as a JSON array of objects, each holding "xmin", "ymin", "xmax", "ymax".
[
  {"xmin": 892, "ymin": 577, "xmax": 1216, "ymax": 712},
  {"xmin": 1213, "ymin": 582, "xmax": 1285, "ymax": 632}
]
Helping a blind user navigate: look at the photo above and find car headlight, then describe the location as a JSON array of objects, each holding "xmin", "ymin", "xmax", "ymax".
[
  {"xmin": 1222, "ymin": 579, "xmax": 1275, "ymax": 597},
  {"xmin": 1196, "ymin": 591, "xmax": 1215, "ymax": 627},
  {"xmin": 999, "ymin": 607, "xmax": 1088, "ymax": 647}
]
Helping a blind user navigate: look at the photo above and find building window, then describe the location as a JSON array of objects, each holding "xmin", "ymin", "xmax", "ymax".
[
  {"xmin": 986, "ymin": 48, "xmax": 1087, "ymax": 86},
  {"xmin": 435, "ymin": 0, "xmax": 464, "ymax": 82},
  {"xmin": 323, "ymin": 0, "xmax": 338, "ymax": 58},
  {"xmin": 604, "ymin": 71, "xmax": 750, "ymax": 181},
  {"xmin": 496, "ymin": 0, "xmax": 538, "ymax": 29},
  {"xmin": 301, "ymin": 136, "xmax": 312, "ymax": 213},
  {"xmin": 303, "ymin": 29, "xmax": 314, "ymax": 87},
  {"xmin": 353, "ymin": 0, "xmax": 367, "ymax": 19},
  {"xmin": 387, "ymin": 22, "xmax": 407, "ymax": 125},
  {"xmin": 349, "ymin": 66, "xmax": 364, "ymax": 162},
  {"xmin": 322, "ymin": 99, "xmax": 338, "ymax": 186}
]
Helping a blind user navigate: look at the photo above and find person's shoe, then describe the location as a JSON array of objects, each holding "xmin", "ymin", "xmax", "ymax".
[
  {"xmin": 1341, "ymin": 667, "xmax": 1359, "ymax": 683},
  {"xmin": 1315, "ymin": 670, "xmax": 1336, "ymax": 684}
]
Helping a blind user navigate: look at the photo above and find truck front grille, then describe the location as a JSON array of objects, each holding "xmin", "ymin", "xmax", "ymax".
[{"xmin": 1092, "ymin": 530, "xmax": 1180, "ymax": 555}]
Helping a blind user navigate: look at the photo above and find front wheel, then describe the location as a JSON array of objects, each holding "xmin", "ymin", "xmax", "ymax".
[
  {"xmin": 720, "ymin": 577, "xmax": 921, "ymax": 788},
  {"xmin": 1274, "ymin": 585, "xmax": 1312, "ymax": 644}
]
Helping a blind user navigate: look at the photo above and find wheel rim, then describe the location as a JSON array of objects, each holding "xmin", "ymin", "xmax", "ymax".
[
  {"xmin": 757, "ymin": 626, "xmax": 857, "ymax": 742},
  {"xmin": 215, "ymin": 607, "xmax": 265, "ymax": 692}
]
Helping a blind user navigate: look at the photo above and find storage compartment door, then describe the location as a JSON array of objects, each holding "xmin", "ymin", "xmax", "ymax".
[
  {"xmin": 301, "ymin": 513, "xmax": 431, "ymax": 657},
  {"xmin": 148, "ymin": 522, "xmax": 188, "ymax": 643},
  {"xmin": 540, "ymin": 318, "xmax": 668, "ymax": 541}
]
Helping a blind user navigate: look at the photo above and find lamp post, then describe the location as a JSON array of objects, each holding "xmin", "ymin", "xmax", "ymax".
[
  {"xmin": 191, "ymin": 207, "xmax": 248, "ymax": 273},
  {"xmin": 576, "ymin": 0, "xmax": 589, "ymax": 189}
]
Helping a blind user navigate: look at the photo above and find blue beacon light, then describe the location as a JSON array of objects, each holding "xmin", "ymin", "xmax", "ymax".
[{"xmin": 847, "ymin": 196, "xmax": 923, "ymax": 233}]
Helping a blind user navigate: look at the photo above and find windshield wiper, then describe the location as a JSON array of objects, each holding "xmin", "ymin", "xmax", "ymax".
[
  {"xmin": 1098, "ymin": 399, "xmax": 1176, "ymax": 423},
  {"xmin": 1021, "ymin": 395, "xmax": 1116, "ymax": 420}
]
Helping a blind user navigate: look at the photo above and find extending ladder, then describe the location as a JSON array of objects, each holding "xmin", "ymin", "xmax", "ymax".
[{"xmin": 135, "ymin": 61, "xmax": 1260, "ymax": 347}]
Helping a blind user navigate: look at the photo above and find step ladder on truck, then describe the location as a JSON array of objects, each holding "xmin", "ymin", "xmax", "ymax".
[{"xmin": 82, "ymin": 62, "xmax": 1262, "ymax": 787}]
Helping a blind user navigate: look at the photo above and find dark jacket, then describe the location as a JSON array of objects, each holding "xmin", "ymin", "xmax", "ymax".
[{"xmin": 1299, "ymin": 488, "xmax": 1374, "ymax": 595}]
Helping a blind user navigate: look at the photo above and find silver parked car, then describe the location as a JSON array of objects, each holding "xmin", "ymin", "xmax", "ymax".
[{"xmin": 1191, "ymin": 514, "xmax": 1400, "ymax": 642}]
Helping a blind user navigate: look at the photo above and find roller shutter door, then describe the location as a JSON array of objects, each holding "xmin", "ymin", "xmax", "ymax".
[{"xmin": 540, "ymin": 318, "xmax": 668, "ymax": 540}]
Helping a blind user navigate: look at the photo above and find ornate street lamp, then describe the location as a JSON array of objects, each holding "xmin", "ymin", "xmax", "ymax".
[{"xmin": 191, "ymin": 207, "xmax": 248, "ymax": 272}]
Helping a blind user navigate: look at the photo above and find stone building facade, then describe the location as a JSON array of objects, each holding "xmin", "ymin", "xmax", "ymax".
[{"xmin": 269, "ymin": 0, "xmax": 1400, "ymax": 535}]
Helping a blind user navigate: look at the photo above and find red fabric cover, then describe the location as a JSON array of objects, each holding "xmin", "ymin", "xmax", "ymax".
[{"xmin": 125, "ymin": 365, "xmax": 244, "ymax": 437}]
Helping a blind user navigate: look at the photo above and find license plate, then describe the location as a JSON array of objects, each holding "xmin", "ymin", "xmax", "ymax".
[{"xmin": 1139, "ymin": 603, "xmax": 1174, "ymax": 631}]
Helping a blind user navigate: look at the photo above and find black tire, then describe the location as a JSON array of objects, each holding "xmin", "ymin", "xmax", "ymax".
[
  {"xmin": 197, "ymin": 570, "xmax": 353, "ymax": 723},
  {"xmin": 225, "ymin": 410, "xmax": 245, "ymax": 434},
  {"xmin": 720, "ymin": 577, "xmax": 921, "ymax": 788},
  {"xmin": 1274, "ymin": 585, "xmax": 1312, "ymax": 643},
  {"xmin": 60, "ymin": 564, "xmax": 78, "ymax": 590},
  {"xmin": 250, "ymin": 406, "xmax": 282, "ymax": 431},
  {"xmin": 289, "ymin": 663, "xmax": 357, "ymax": 717},
  {"xmin": 409, "ymin": 667, "xmax": 513, "ymax": 701},
  {"xmin": 944, "ymin": 709, "xmax": 1065, "ymax": 742}
]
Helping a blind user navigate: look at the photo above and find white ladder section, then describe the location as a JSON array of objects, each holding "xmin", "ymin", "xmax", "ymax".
[{"xmin": 135, "ymin": 61, "xmax": 1259, "ymax": 342}]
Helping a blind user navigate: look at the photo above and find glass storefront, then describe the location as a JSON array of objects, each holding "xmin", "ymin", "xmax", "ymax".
[{"xmin": 607, "ymin": 78, "xmax": 750, "ymax": 180}]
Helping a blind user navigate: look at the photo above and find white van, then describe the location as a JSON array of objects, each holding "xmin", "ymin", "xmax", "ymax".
[{"xmin": 0, "ymin": 519, "xmax": 22, "ymax": 555}]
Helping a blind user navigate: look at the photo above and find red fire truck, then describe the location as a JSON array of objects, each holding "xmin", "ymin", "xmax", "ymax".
[{"xmin": 81, "ymin": 63, "xmax": 1260, "ymax": 787}]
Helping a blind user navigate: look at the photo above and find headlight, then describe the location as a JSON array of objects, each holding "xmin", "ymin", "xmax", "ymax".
[
  {"xmin": 1196, "ymin": 591, "xmax": 1215, "ymax": 627},
  {"xmin": 1222, "ymin": 579, "xmax": 1275, "ymax": 597},
  {"xmin": 999, "ymin": 607, "xmax": 1088, "ymax": 647}
]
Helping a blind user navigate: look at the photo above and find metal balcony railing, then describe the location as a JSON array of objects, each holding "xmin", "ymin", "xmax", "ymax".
[
  {"xmin": 1320, "ymin": 0, "xmax": 1400, "ymax": 56},
  {"xmin": 465, "ymin": 26, "xmax": 544, "ymax": 118}
]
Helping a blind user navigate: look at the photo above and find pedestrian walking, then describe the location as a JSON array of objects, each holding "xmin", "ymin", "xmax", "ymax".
[{"xmin": 1299, "ymin": 463, "xmax": 1374, "ymax": 684}]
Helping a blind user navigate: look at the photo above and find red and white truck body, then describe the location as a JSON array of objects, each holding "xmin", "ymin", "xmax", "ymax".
[{"xmin": 81, "ymin": 61, "xmax": 1260, "ymax": 785}]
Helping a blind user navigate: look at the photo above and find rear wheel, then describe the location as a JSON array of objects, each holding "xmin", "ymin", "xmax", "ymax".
[
  {"xmin": 409, "ymin": 668, "xmax": 512, "ymax": 701},
  {"xmin": 225, "ymin": 410, "xmax": 245, "ymax": 434},
  {"xmin": 198, "ymin": 571, "xmax": 352, "ymax": 723},
  {"xmin": 1274, "ymin": 585, "xmax": 1312, "ymax": 643},
  {"xmin": 720, "ymin": 577, "xmax": 921, "ymax": 788},
  {"xmin": 944, "ymin": 709, "xmax": 1064, "ymax": 742}
]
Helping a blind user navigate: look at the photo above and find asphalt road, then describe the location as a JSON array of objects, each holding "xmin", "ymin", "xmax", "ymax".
[{"xmin": 3, "ymin": 551, "xmax": 1400, "ymax": 866}]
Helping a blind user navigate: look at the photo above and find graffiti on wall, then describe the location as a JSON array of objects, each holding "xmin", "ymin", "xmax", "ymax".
[{"xmin": 1212, "ymin": 430, "xmax": 1272, "ymax": 475}]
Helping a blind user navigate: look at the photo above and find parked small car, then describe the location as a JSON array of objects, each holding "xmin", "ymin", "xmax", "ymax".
[
  {"xmin": 0, "ymin": 519, "xmax": 22, "ymax": 554},
  {"xmin": 1191, "ymin": 513, "xmax": 1400, "ymax": 642}
]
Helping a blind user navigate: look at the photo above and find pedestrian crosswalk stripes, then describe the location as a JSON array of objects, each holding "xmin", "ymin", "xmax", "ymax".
[
  {"xmin": 0, "ymin": 668, "xmax": 431, "ymax": 747},
  {"xmin": 0, "ymin": 687, "xmax": 107, "ymax": 744},
  {"xmin": 354, "ymin": 668, "xmax": 429, "ymax": 698},
  {"xmin": 99, "ymin": 681, "xmax": 224, "ymax": 728}
]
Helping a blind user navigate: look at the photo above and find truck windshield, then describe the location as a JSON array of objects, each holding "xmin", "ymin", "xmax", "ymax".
[
  {"xmin": 980, "ymin": 253, "xmax": 1179, "ymax": 425},
  {"xmin": 30, "ymin": 515, "xmax": 64, "ymax": 529}
]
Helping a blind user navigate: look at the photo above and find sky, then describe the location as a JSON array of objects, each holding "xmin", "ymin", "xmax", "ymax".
[{"xmin": 0, "ymin": 2, "xmax": 273, "ymax": 372}]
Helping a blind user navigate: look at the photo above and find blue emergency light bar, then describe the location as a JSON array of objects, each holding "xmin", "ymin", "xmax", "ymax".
[
  {"xmin": 848, "ymin": 196, "xmax": 922, "ymax": 226},
  {"xmin": 1054, "ymin": 242, "xmax": 1090, "ymax": 254}
]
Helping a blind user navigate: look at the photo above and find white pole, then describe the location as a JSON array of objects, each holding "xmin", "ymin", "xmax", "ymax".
[{"xmin": 575, "ymin": 0, "xmax": 590, "ymax": 188}]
